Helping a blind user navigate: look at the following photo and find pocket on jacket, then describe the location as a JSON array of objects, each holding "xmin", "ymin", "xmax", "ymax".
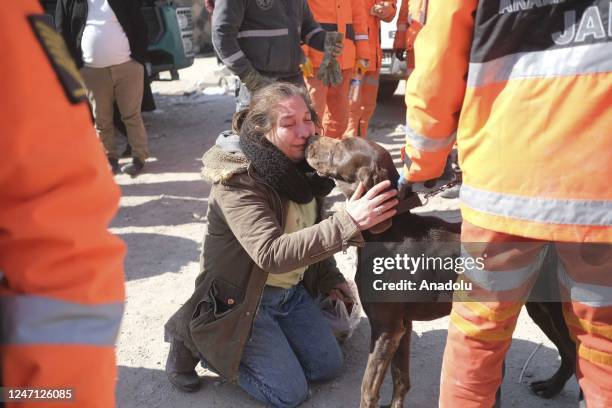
[
  {"xmin": 190, "ymin": 278, "xmax": 244, "ymax": 328},
  {"xmin": 189, "ymin": 278, "xmax": 246, "ymax": 375},
  {"xmin": 238, "ymin": 37, "xmax": 271, "ymax": 71},
  {"xmin": 266, "ymin": 36, "xmax": 292, "ymax": 71},
  {"xmin": 211, "ymin": 278, "xmax": 243, "ymax": 316},
  {"xmin": 238, "ymin": 36, "xmax": 291, "ymax": 73}
]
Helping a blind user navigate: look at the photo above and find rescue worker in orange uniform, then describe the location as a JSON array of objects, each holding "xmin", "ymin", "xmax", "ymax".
[
  {"xmin": 392, "ymin": 0, "xmax": 425, "ymax": 70},
  {"xmin": 303, "ymin": 0, "xmax": 370, "ymax": 139},
  {"xmin": 1, "ymin": 2, "xmax": 126, "ymax": 407},
  {"xmin": 400, "ymin": 1, "xmax": 612, "ymax": 407},
  {"xmin": 344, "ymin": 0, "xmax": 397, "ymax": 138}
]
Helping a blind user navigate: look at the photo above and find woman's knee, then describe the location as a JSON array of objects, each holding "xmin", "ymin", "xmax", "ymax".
[
  {"xmin": 239, "ymin": 366, "xmax": 309, "ymax": 408},
  {"xmin": 273, "ymin": 381, "xmax": 310, "ymax": 408},
  {"xmin": 307, "ymin": 342, "xmax": 343, "ymax": 382}
]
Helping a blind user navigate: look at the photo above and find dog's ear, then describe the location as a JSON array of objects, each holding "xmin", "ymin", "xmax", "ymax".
[{"xmin": 356, "ymin": 166, "xmax": 389, "ymax": 191}]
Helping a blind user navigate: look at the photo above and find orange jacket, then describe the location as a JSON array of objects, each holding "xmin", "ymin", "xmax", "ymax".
[
  {"xmin": 393, "ymin": 0, "xmax": 425, "ymax": 52},
  {"xmin": 1, "ymin": 2, "xmax": 126, "ymax": 407},
  {"xmin": 361, "ymin": 0, "xmax": 397, "ymax": 72},
  {"xmin": 303, "ymin": 0, "xmax": 370, "ymax": 70},
  {"xmin": 404, "ymin": 0, "xmax": 612, "ymax": 243}
]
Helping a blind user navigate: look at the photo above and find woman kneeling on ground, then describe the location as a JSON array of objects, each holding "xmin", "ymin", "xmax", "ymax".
[{"xmin": 164, "ymin": 82, "xmax": 398, "ymax": 408}]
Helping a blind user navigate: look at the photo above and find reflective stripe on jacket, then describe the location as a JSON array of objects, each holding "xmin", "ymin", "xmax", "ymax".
[
  {"xmin": 404, "ymin": 0, "xmax": 612, "ymax": 242},
  {"xmin": 303, "ymin": 0, "xmax": 370, "ymax": 70},
  {"xmin": 2, "ymin": 2, "xmax": 126, "ymax": 407}
]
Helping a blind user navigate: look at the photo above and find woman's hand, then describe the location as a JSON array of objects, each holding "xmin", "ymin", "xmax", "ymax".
[
  {"xmin": 345, "ymin": 180, "xmax": 398, "ymax": 231},
  {"xmin": 329, "ymin": 281, "xmax": 355, "ymax": 304}
]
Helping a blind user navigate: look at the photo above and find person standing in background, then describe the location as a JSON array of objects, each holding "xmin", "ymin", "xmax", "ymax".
[
  {"xmin": 392, "ymin": 0, "xmax": 425, "ymax": 69},
  {"xmin": 2, "ymin": 2, "xmax": 126, "ymax": 407},
  {"xmin": 56, "ymin": 0, "xmax": 150, "ymax": 177},
  {"xmin": 345, "ymin": 0, "xmax": 396, "ymax": 138},
  {"xmin": 212, "ymin": 0, "xmax": 343, "ymax": 111},
  {"xmin": 303, "ymin": 0, "xmax": 370, "ymax": 139}
]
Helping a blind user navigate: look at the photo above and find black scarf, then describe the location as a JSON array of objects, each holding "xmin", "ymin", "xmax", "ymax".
[{"xmin": 239, "ymin": 135, "xmax": 335, "ymax": 204}]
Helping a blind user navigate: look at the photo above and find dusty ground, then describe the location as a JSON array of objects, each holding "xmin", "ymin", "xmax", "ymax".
[{"xmin": 112, "ymin": 57, "xmax": 580, "ymax": 407}]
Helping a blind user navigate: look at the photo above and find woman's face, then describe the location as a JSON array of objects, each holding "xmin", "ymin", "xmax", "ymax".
[{"xmin": 265, "ymin": 95, "xmax": 315, "ymax": 162}]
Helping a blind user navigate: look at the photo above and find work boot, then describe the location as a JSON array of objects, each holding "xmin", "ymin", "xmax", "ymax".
[
  {"xmin": 165, "ymin": 338, "xmax": 201, "ymax": 392},
  {"xmin": 108, "ymin": 157, "xmax": 120, "ymax": 175},
  {"xmin": 121, "ymin": 158, "xmax": 144, "ymax": 178}
]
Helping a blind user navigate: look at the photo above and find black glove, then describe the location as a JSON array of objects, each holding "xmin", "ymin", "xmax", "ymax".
[{"xmin": 398, "ymin": 174, "xmax": 437, "ymax": 194}]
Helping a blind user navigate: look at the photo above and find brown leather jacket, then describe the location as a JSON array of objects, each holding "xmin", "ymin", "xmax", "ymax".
[{"xmin": 164, "ymin": 133, "xmax": 363, "ymax": 381}]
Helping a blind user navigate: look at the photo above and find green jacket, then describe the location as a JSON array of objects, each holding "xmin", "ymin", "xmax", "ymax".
[{"xmin": 164, "ymin": 133, "xmax": 363, "ymax": 381}]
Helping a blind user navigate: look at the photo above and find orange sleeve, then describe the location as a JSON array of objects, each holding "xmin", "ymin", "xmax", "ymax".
[
  {"xmin": 0, "ymin": 2, "xmax": 125, "ymax": 407},
  {"xmin": 403, "ymin": 0, "xmax": 476, "ymax": 182},
  {"xmin": 351, "ymin": 0, "xmax": 371, "ymax": 60},
  {"xmin": 393, "ymin": 0, "xmax": 408, "ymax": 50}
]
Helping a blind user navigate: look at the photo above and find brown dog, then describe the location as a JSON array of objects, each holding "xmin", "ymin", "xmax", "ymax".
[{"xmin": 305, "ymin": 135, "xmax": 577, "ymax": 408}]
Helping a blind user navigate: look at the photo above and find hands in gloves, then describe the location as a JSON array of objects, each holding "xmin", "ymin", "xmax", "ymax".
[
  {"xmin": 318, "ymin": 32, "xmax": 344, "ymax": 87},
  {"xmin": 324, "ymin": 31, "xmax": 344, "ymax": 57},
  {"xmin": 355, "ymin": 59, "xmax": 369, "ymax": 75},
  {"xmin": 397, "ymin": 173, "xmax": 437, "ymax": 197}
]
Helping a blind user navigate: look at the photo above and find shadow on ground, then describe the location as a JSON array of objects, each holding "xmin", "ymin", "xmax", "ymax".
[
  {"xmin": 118, "ymin": 316, "xmax": 579, "ymax": 408},
  {"xmin": 117, "ymin": 232, "xmax": 200, "ymax": 281}
]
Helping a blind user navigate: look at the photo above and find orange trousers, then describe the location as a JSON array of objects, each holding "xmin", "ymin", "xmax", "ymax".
[
  {"xmin": 345, "ymin": 71, "xmax": 379, "ymax": 138},
  {"xmin": 440, "ymin": 221, "xmax": 612, "ymax": 408},
  {"xmin": 304, "ymin": 68, "xmax": 351, "ymax": 139}
]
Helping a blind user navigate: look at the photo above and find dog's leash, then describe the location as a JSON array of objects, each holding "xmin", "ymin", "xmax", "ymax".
[
  {"xmin": 399, "ymin": 146, "xmax": 461, "ymax": 208},
  {"xmin": 420, "ymin": 178, "xmax": 461, "ymax": 205},
  {"xmin": 396, "ymin": 177, "xmax": 461, "ymax": 215}
]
